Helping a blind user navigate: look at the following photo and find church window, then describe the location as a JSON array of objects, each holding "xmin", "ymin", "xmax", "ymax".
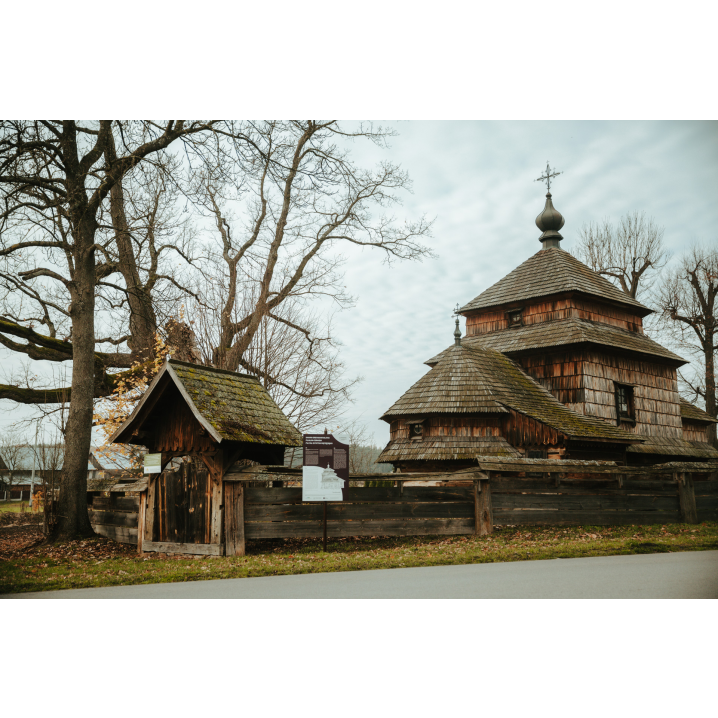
[
  {"xmin": 614, "ymin": 383, "xmax": 635, "ymax": 423},
  {"xmin": 409, "ymin": 422, "xmax": 423, "ymax": 439},
  {"xmin": 508, "ymin": 309, "xmax": 523, "ymax": 328}
]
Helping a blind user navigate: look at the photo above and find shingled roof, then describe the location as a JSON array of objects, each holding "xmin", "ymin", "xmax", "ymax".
[
  {"xmin": 626, "ymin": 436, "xmax": 718, "ymax": 459},
  {"xmin": 425, "ymin": 319, "xmax": 685, "ymax": 367},
  {"xmin": 459, "ymin": 247, "xmax": 651, "ymax": 315},
  {"xmin": 382, "ymin": 344, "xmax": 642, "ymax": 444},
  {"xmin": 111, "ymin": 359, "xmax": 302, "ymax": 447},
  {"xmin": 680, "ymin": 398, "xmax": 717, "ymax": 424},
  {"xmin": 378, "ymin": 436, "xmax": 521, "ymax": 463}
]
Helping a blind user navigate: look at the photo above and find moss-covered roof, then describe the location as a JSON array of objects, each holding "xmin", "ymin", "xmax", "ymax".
[
  {"xmin": 377, "ymin": 436, "xmax": 521, "ymax": 463},
  {"xmin": 680, "ymin": 398, "xmax": 717, "ymax": 424},
  {"xmin": 111, "ymin": 360, "xmax": 302, "ymax": 448},
  {"xmin": 169, "ymin": 361, "xmax": 302, "ymax": 446},
  {"xmin": 626, "ymin": 436, "xmax": 718, "ymax": 459},
  {"xmin": 382, "ymin": 344, "xmax": 641, "ymax": 443},
  {"xmin": 460, "ymin": 247, "xmax": 650, "ymax": 315}
]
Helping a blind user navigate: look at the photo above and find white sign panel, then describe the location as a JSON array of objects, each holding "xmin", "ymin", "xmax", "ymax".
[
  {"xmin": 143, "ymin": 453, "xmax": 162, "ymax": 474},
  {"xmin": 302, "ymin": 465, "xmax": 345, "ymax": 502}
]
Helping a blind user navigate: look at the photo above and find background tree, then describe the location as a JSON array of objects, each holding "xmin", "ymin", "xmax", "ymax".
[
  {"xmin": 655, "ymin": 244, "xmax": 718, "ymax": 446},
  {"xmin": 0, "ymin": 120, "xmax": 245, "ymax": 539},
  {"xmin": 189, "ymin": 121, "xmax": 433, "ymax": 375},
  {"xmin": 575, "ymin": 211, "xmax": 668, "ymax": 300}
]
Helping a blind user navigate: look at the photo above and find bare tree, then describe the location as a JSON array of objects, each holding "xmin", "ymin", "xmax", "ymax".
[
  {"xmin": 0, "ymin": 120, "xmax": 250, "ymax": 539},
  {"xmin": 655, "ymin": 244, "xmax": 718, "ymax": 446},
  {"xmin": 190, "ymin": 121, "xmax": 433, "ymax": 376},
  {"xmin": 0, "ymin": 428, "xmax": 27, "ymax": 500},
  {"xmin": 575, "ymin": 211, "xmax": 668, "ymax": 300}
]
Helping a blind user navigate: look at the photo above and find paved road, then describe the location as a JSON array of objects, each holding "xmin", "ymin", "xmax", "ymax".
[{"xmin": 5, "ymin": 550, "xmax": 717, "ymax": 599}]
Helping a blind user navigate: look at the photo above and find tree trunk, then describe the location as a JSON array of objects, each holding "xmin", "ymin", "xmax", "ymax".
[
  {"xmin": 108, "ymin": 139, "xmax": 157, "ymax": 361},
  {"xmin": 50, "ymin": 218, "xmax": 96, "ymax": 541}
]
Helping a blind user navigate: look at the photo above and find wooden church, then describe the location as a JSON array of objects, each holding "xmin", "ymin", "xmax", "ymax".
[{"xmin": 378, "ymin": 171, "xmax": 718, "ymax": 472}]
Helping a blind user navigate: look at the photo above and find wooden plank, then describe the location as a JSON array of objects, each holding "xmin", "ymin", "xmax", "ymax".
[
  {"xmin": 492, "ymin": 510, "xmax": 680, "ymax": 526},
  {"xmin": 210, "ymin": 473, "xmax": 222, "ymax": 546},
  {"xmin": 693, "ymin": 480, "xmax": 718, "ymax": 494},
  {"xmin": 224, "ymin": 483, "xmax": 246, "ymax": 557},
  {"xmin": 492, "ymin": 494, "xmax": 679, "ymax": 512},
  {"xmin": 137, "ymin": 492, "xmax": 146, "ymax": 554},
  {"xmin": 677, "ymin": 472, "xmax": 698, "ymax": 524},
  {"xmin": 93, "ymin": 524, "xmax": 138, "ymax": 544},
  {"xmin": 244, "ymin": 502, "xmax": 475, "ymax": 522},
  {"xmin": 476, "ymin": 479, "xmax": 493, "ymax": 536},
  {"xmin": 89, "ymin": 510, "xmax": 139, "ymax": 528},
  {"xmin": 142, "ymin": 540, "xmax": 223, "ymax": 556},
  {"xmin": 490, "ymin": 478, "xmax": 679, "ymax": 495},
  {"xmin": 245, "ymin": 487, "xmax": 475, "ymax": 504},
  {"xmin": 145, "ymin": 475, "xmax": 156, "ymax": 543},
  {"xmin": 244, "ymin": 518, "xmax": 475, "ymax": 539},
  {"xmin": 695, "ymin": 496, "xmax": 718, "ymax": 511}
]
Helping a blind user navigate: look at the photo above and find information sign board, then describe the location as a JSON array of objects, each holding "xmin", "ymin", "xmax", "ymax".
[
  {"xmin": 302, "ymin": 434, "xmax": 349, "ymax": 501},
  {"xmin": 143, "ymin": 453, "xmax": 162, "ymax": 474}
]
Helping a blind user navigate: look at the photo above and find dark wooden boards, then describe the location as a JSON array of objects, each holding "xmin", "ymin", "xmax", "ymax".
[
  {"xmin": 245, "ymin": 486, "xmax": 474, "ymax": 504},
  {"xmin": 224, "ymin": 482, "xmax": 245, "ymax": 556},
  {"xmin": 89, "ymin": 510, "xmax": 139, "ymax": 528},
  {"xmin": 493, "ymin": 494, "xmax": 679, "ymax": 511},
  {"xmin": 492, "ymin": 510, "xmax": 680, "ymax": 526},
  {"xmin": 93, "ymin": 524, "xmax": 138, "ymax": 544},
  {"xmin": 244, "ymin": 518, "xmax": 475, "ymax": 539},
  {"xmin": 245, "ymin": 501, "xmax": 475, "ymax": 522}
]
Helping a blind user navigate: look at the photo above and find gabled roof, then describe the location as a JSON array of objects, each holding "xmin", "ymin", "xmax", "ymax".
[
  {"xmin": 680, "ymin": 398, "xmax": 717, "ymax": 424},
  {"xmin": 425, "ymin": 319, "xmax": 685, "ymax": 366},
  {"xmin": 111, "ymin": 359, "xmax": 302, "ymax": 447},
  {"xmin": 382, "ymin": 344, "xmax": 642, "ymax": 444},
  {"xmin": 459, "ymin": 247, "xmax": 651, "ymax": 315}
]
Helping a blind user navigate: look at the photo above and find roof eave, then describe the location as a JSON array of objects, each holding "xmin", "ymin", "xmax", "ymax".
[{"xmin": 460, "ymin": 289, "xmax": 653, "ymax": 319}]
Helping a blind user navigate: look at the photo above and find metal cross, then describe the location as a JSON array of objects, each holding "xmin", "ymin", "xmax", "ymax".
[{"xmin": 535, "ymin": 161, "xmax": 562, "ymax": 192}]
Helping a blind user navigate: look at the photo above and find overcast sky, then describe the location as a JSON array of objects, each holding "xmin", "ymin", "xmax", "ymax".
[
  {"xmin": 326, "ymin": 121, "xmax": 718, "ymax": 444},
  {"xmin": 1, "ymin": 121, "xmax": 716, "ymax": 448}
]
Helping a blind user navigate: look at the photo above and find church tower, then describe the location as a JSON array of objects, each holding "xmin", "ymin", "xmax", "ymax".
[{"xmin": 378, "ymin": 165, "xmax": 717, "ymax": 470}]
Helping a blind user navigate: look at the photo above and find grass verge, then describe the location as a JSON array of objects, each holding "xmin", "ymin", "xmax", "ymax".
[{"xmin": 1, "ymin": 522, "xmax": 717, "ymax": 595}]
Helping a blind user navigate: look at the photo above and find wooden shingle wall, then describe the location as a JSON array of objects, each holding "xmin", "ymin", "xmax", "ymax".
[
  {"xmin": 683, "ymin": 422, "xmax": 710, "ymax": 443},
  {"xmin": 466, "ymin": 297, "xmax": 645, "ymax": 336},
  {"xmin": 519, "ymin": 350, "xmax": 683, "ymax": 438},
  {"xmin": 390, "ymin": 416, "xmax": 504, "ymax": 441}
]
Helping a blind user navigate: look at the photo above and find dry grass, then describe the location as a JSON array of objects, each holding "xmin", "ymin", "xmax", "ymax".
[{"xmin": 1, "ymin": 521, "xmax": 717, "ymax": 595}]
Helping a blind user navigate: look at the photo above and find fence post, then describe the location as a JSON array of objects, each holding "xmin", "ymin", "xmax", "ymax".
[
  {"xmin": 225, "ymin": 483, "xmax": 246, "ymax": 557},
  {"xmin": 142, "ymin": 474, "xmax": 156, "ymax": 541},
  {"xmin": 676, "ymin": 472, "xmax": 698, "ymax": 524},
  {"xmin": 137, "ymin": 491, "xmax": 146, "ymax": 555},
  {"xmin": 474, "ymin": 472, "xmax": 493, "ymax": 536}
]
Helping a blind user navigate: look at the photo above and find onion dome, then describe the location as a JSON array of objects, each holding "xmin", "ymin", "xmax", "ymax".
[
  {"xmin": 535, "ymin": 192, "xmax": 565, "ymax": 247},
  {"xmin": 454, "ymin": 315, "xmax": 462, "ymax": 346}
]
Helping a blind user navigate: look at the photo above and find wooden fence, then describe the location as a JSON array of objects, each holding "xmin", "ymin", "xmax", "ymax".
[
  {"xmin": 86, "ymin": 460, "xmax": 718, "ymax": 554},
  {"xmin": 87, "ymin": 477, "xmax": 147, "ymax": 545}
]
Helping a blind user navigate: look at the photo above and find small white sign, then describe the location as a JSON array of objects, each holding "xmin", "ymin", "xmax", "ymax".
[
  {"xmin": 143, "ymin": 453, "xmax": 162, "ymax": 474},
  {"xmin": 302, "ymin": 465, "xmax": 345, "ymax": 502}
]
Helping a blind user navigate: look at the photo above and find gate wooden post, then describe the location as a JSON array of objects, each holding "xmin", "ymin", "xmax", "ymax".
[
  {"xmin": 474, "ymin": 471, "xmax": 493, "ymax": 536},
  {"xmin": 144, "ymin": 476, "xmax": 156, "ymax": 549},
  {"xmin": 137, "ymin": 491, "xmax": 146, "ymax": 555},
  {"xmin": 676, "ymin": 472, "xmax": 698, "ymax": 524},
  {"xmin": 224, "ymin": 483, "xmax": 246, "ymax": 557}
]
